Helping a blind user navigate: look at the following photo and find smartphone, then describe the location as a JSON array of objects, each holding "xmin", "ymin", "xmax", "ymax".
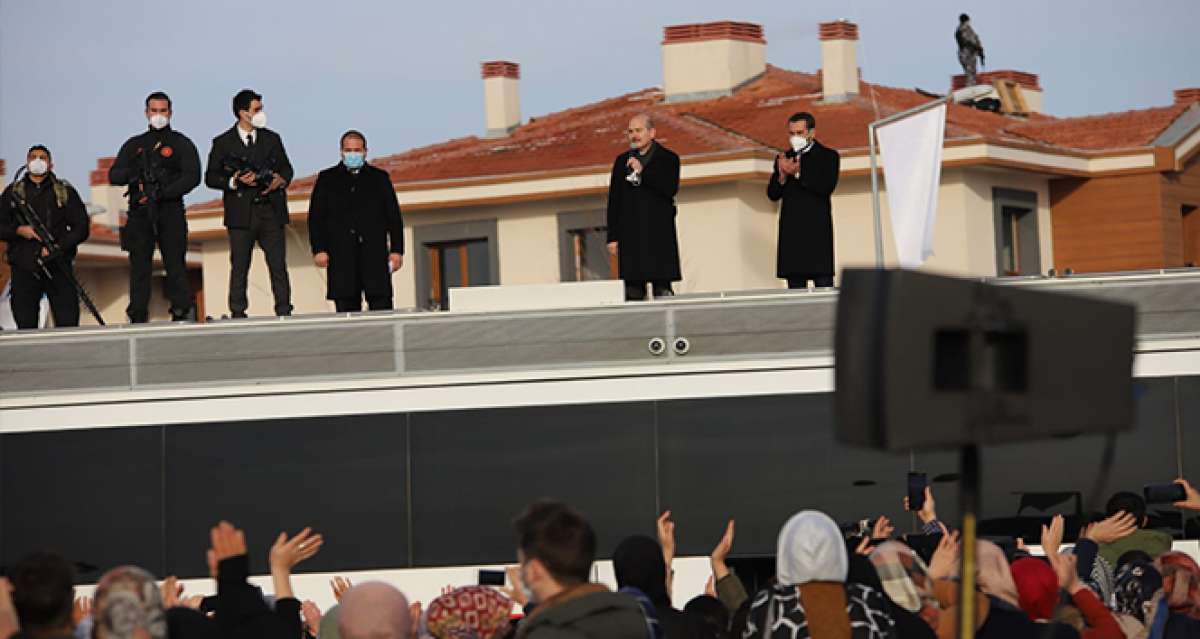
[
  {"xmin": 907, "ymin": 472, "xmax": 928, "ymax": 512},
  {"xmin": 1144, "ymin": 483, "xmax": 1186, "ymax": 505},
  {"xmin": 478, "ymin": 569, "xmax": 506, "ymax": 587}
]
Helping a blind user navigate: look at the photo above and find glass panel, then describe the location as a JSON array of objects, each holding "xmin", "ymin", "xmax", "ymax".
[
  {"xmin": 440, "ymin": 244, "xmax": 463, "ymax": 309},
  {"xmin": 1000, "ymin": 208, "xmax": 1016, "ymax": 274},
  {"xmin": 466, "ymin": 239, "xmax": 490, "ymax": 286}
]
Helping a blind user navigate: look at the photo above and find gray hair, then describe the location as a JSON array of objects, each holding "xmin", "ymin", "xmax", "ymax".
[{"xmin": 630, "ymin": 113, "xmax": 655, "ymax": 130}]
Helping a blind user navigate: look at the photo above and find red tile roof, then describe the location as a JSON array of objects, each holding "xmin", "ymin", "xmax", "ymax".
[{"xmin": 189, "ymin": 64, "xmax": 1195, "ymax": 212}]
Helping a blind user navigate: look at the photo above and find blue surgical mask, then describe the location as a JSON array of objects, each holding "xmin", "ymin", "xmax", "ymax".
[{"xmin": 342, "ymin": 152, "xmax": 364, "ymax": 170}]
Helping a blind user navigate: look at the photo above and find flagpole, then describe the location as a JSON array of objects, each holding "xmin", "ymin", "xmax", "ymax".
[{"xmin": 868, "ymin": 95, "xmax": 953, "ymax": 269}]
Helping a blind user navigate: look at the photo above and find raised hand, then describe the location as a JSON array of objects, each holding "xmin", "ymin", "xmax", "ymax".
[
  {"xmin": 871, "ymin": 515, "xmax": 895, "ymax": 540},
  {"xmin": 710, "ymin": 519, "xmax": 735, "ymax": 580},
  {"xmin": 210, "ymin": 521, "xmax": 248, "ymax": 563},
  {"xmin": 928, "ymin": 523, "xmax": 961, "ymax": 580},
  {"xmin": 72, "ymin": 595, "xmax": 93, "ymax": 625},
  {"xmin": 1082, "ymin": 511, "xmax": 1137, "ymax": 544},
  {"xmin": 855, "ymin": 535, "xmax": 876, "ymax": 557},
  {"xmin": 408, "ymin": 601, "xmax": 423, "ymax": 639},
  {"xmin": 301, "ymin": 600, "xmax": 322, "ymax": 636},
  {"xmin": 0, "ymin": 578, "xmax": 18, "ymax": 639},
  {"xmin": 1048, "ymin": 552, "xmax": 1084, "ymax": 594},
  {"xmin": 1175, "ymin": 478, "xmax": 1200, "ymax": 512},
  {"xmin": 905, "ymin": 486, "xmax": 939, "ymax": 525},
  {"xmin": 657, "ymin": 510, "xmax": 677, "ymax": 568},
  {"xmin": 269, "ymin": 527, "xmax": 324, "ymax": 572},
  {"xmin": 160, "ymin": 576, "xmax": 185, "ymax": 609},
  {"xmin": 499, "ymin": 566, "xmax": 529, "ymax": 607},
  {"xmin": 1040, "ymin": 515, "xmax": 1065, "ymax": 557},
  {"xmin": 331, "ymin": 576, "xmax": 353, "ymax": 603}
]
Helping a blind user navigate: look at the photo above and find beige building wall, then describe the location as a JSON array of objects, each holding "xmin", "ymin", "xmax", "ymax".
[{"xmin": 75, "ymin": 265, "xmax": 173, "ymax": 326}]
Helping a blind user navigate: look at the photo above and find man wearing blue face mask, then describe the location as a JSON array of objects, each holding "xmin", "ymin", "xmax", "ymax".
[{"xmin": 307, "ymin": 130, "xmax": 405, "ymax": 312}]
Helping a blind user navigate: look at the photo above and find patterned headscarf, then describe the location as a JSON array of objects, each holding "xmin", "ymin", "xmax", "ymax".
[
  {"xmin": 92, "ymin": 566, "xmax": 167, "ymax": 639},
  {"xmin": 423, "ymin": 586, "xmax": 513, "ymax": 639},
  {"xmin": 1113, "ymin": 561, "xmax": 1162, "ymax": 623},
  {"xmin": 1158, "ymin": 552, "xmax": 1200, "ymax": 620},
  {"xmin": 868, "ymin": 542, "xmax": 940, "ymax": 628}
]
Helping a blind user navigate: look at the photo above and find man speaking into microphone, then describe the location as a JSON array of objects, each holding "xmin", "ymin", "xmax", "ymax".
[
  {"xmin": 108, "ymin": 91, "xmax": 201, "ymax": 322},
  {"xmin": 605, "ymin": 113, "xmax": 681, "ymax": 301}
]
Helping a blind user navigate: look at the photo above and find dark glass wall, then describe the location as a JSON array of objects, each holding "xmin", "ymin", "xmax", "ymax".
[{"xmin": 2, "ymin": 377, "xmax": 1196, "ymax": 582}]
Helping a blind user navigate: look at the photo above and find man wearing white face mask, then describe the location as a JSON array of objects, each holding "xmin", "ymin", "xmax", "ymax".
[
  {"xmin": 307, "ymin": 130, "xmax": 405, "ymax": 312},
  {"xmin": 767, "ymin": 111, "xmax": 841, "ymax": 289},
  {"xmin": 205, "ymin": 88, "xmax": 295, "ymax": 318},
  {"xmin": 0, "ymin": 145, "xmax": 89, "ymax": 328},
  {"xmin": 109, "ymin": 91, "xmax": 201, "ymax": 323}
]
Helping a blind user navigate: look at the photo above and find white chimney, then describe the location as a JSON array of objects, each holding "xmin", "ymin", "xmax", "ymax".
[
  {"xmin": 88, "ymin": 157, "xmax": 126, "ymax": 227},
  {"xmin": 482, "ymin": 61, "xmax": 521, "ymax": 138},
  {"xmin": 819, "ymin": 20, "xmax": 859, "ymax": 103},
  {"xmin": 661, "ymin": 21, "xmax": 766, "ymax": 103}
]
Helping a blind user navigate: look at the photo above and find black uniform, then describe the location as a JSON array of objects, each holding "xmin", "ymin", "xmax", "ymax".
[
  {"xmin": 204, "ymin": 125, "xmax": 294, "ymax": 317},
  {"xmin": 767, "ymin": 140, "xmax": 840, "ymax": 288},
  {"xmin": 307, "ymin": 162, "xmax": 404, "ymax": 312},
  {"xmin": 0, "ymin": 173, "xmax": 89, "ymax": 328},
  {"xmin": 605, "ymin": 141, "xmax": 682, "ymax": 300},
  {"xmin": 108, "ymin": 125, "xmax": 201, "ymax": 322}
]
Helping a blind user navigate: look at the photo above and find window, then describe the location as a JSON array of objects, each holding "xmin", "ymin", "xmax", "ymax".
[
  {"xmin": 1183, "ymin": 205, "xmax": 1199, "ymax": 267},
  {"xmin": 426, "ymin": 239, "xmax": 490, "ymax": 310},
  {"xmin": 993, "ymin": 189, "xmax": 1041, "ymax": 276},
  {"xmin": 557, "ymin": 210, "xmax": 617, "ymax": 282},
  {"xmin": 413, "ymin": 220, "xmax": 499, "ymax": 311}
]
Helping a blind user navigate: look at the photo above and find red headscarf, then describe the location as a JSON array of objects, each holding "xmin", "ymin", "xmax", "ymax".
[
  {"xmin": 1011, "ymin": 557, "xmax": 1059, "ymax": 621},
  {"xmin": 1159, "ymin": 552, "xmax": 1200, "ymax": 620}
]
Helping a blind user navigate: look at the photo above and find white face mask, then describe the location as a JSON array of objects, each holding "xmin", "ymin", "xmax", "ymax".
[
  {"xmin": 790, "ymin": 135, "xmax": 809, "ymax": 152},
  {"xmin": 27, "ymin": 158, "xmax": 49, "ymax": 176},
  {"xmin": 250, "ymin": 111, "xmax": 268, "ymax": 129},
  {"xmin": 149, "ymin": 114, "xmax": 170, "ymax": 130}
]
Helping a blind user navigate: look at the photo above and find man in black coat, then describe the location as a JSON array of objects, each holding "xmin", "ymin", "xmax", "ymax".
[
  {"xmin": 109, "ymin": 91, "xmax": 201, "ymax": 322},
  {"xmin": 0, "ymin": 145, "xmax": 89, "ymax": 329},
  {"xmin": 307, "ymin": 130, "xmax": 405, "ymax": 312},
  {"xmin": 606, "ymin": 113, "xmax": 682, "ymax": 301},
  {"xmin": 204, "ymin": 89, "xmax": 294, "ymax": 318},
  {"xmin": 767, "ymin": 111, "xmax": 841, "ymax": 289}
]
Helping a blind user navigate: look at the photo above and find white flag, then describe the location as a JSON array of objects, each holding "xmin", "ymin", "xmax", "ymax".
[{"xmin": 877, "ymin": 103, "xmax": 946, "ymax": 268}]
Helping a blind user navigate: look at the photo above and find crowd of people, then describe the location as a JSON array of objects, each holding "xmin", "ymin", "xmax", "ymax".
[{"xmin": 2, "ymin": 479, "xmax": 1199, "ymax": 639}]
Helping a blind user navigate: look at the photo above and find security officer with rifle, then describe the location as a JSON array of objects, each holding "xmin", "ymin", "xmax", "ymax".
[
  {"xmin": 0, "ymin": 145, "xmax": 94, "ymax": 329},
  {"xmin": 109, "ymin": 91, "xmax": 201, "ymax": 323},
  {"xmin": 204, "ymin": 88, "xmax": 294, "ymax": 318}
]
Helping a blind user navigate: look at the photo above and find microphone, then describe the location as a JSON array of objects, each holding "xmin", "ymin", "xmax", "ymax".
[{"xmin": 625, "ymin": 143, "xmax": 641, "ymax": 186}]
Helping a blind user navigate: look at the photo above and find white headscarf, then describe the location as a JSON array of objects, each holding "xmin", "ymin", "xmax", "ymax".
[{"xmin": 776, "ymin": 510, "xmax": 849, "ymax": 585}]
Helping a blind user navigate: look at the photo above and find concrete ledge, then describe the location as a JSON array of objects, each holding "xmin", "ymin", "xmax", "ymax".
[{"xmin": 448, "ymin": 280, "xmax": 625, "ymax": 312}]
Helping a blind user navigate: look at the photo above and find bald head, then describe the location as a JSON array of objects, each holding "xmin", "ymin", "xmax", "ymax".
[
  {"xmin": 337, "ymin": 582, "xmax": 411, "ymax": 639},
  {"xmin": 627, "ymin": 113, "xmax": 656, "ymax": 153}
]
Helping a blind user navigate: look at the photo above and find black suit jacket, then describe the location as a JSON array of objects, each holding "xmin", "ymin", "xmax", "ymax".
[{"xmin": 204, "ymin": 125, "xmax": 294, "ymax": 229}]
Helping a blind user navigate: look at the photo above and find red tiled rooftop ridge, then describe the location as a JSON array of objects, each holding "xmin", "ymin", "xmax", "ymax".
[
  {"xmin": 188, "ymin": 64, "xmax": 1196, "ymax": 213},
  {"xmin": 663, "ymin": 21, "xmax": 764, "ymax": 45},
  {"xmin": 819, "ymin": 21, "xmax": 859, "ymax": 41},
  {"xmin": 481, "ymin": 61, "xmax": 519, "ymax": 80}
]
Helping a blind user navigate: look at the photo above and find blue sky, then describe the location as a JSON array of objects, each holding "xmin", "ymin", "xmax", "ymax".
[{"xmin": 2, "ymin": 0, "xmax": 1197, "ymax": 202}]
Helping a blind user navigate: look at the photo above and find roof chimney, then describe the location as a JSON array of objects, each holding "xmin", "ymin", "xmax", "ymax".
[
  {"xmin": 0, "ymin": 160, "xmax": 5, "ymax": 181},
  {"xmin": 482, "ymin": 61, "xmax": 521, "ymax": 138},
  {"xmin": 951, "ymin": 70, "xmax": 1043, "ymax": 113},
  {"xmin": 89, "ymin": 157, "xmax": 124, "ymax": 227},
  {"xmin": 661, "ymin": 21, "xmax": 766, "ymax": 103},
  {"xmin": 1176, "ymin": 88, "xmax": 1200, "ymax": 105},
  {"xmin": 819, "ymin": 20, "xmax": 859, "ymax": 103}
]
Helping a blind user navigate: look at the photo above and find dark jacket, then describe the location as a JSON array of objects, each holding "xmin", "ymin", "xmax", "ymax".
[
  {"xmin": 0, "ymin": 173, "xmax": 89, "ymax": 273},
  {"xmin": 216, "ymin": 554, "xmax": 303, "ymax": 639},
  {"xmin": 517, "ymin": 584, "xmax": 650, "ymax": 639},
  {"xmin": 307, "ymin": 162, "xmax": 405, "ymax": 300},
  {"xmin": 606, "ymin": 142, "xmax": 682, "ymax": 282},
  {"xmin": 767, "ymin": 140, "xmax": 840, "ymax": 278},
  {"xmin": 204, "ymin": 125, "xmax": 294, "ymax": 229},
  {"xmin": 108, "ymin": 125, "xmax": 202, "ymax": 211}
]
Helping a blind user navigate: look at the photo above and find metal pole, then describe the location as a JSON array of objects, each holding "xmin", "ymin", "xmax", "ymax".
[
  {"xmin": 867, "ymin": 96, "xmax": 952, "ymax": 270},
  {"xmin": 869, "ymin": 123, "xmax": 884, "ymax": 268}
]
